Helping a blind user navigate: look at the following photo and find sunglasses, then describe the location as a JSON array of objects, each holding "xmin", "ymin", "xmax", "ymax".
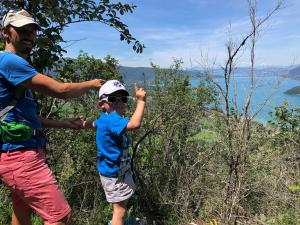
[
  {"xmin": 102, "ymin": 96, "xmax": 129, "ymax": 103},
  {"xmin": 12, "ymin": 25, "xmax": 37, "ymax": 33}
]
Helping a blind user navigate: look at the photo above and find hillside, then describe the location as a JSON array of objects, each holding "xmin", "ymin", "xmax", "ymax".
[
  {"xmin": 119, "ymin": 65, "xmax": 290, "ymax": 85},
  {"xmin": 284, "ymin": 86, "xmax": 300, "ymax": 95},
  {"xmin": 288, "ymin": 65, "xmax": 300, "ymax": 79},
  {"xmin": 118, "ymin": 66, "xmax": 200, "ymax": 85},
  {"xmin": 118, "ymin": 66, "xmax": 155, "ymax": 85},
  {"xmin": 211, "ymin": 66, "xmax": 289, "ymax": 77}
]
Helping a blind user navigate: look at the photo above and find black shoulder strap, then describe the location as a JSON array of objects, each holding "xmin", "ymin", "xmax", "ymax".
[
  {"xmin": 13, "ymin": 85, "xmax": 27, "ymax": 100},
  {"xmin": 0, "ymin": 85, "xmax": 26, "ymax": 122}
]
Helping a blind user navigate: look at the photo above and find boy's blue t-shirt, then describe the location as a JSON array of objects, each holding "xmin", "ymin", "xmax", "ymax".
[
  {"xmin": 0, "ymin": 51, "xmax": 46, "ymax": 151},
  {"xmin": 94, "ymin": 112, "xmax": 129, "ymax": 177}
]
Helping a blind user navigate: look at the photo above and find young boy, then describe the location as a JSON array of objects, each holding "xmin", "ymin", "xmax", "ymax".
[{"xmin": 82, "ymin": 80, "xmax": 146, "ymax": 225}]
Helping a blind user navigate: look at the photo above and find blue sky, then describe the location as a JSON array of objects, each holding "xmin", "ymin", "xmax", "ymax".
[{"xmin": 62, "ymin": 0, "xmax": 300, "ymax": 68}]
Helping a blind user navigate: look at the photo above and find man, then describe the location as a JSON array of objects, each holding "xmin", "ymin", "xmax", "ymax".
[{"xmin": 0, "ymin": 9, "xmax": 104, "ymax": 225}]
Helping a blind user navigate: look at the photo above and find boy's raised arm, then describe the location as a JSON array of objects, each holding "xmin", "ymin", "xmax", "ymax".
[{"xmin": 127, "ymin": 84, "xmax": 146, "ymax": 130}]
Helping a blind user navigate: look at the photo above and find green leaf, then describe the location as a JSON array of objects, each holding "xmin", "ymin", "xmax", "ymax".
[{"xmin": 288, "ymin": 184, "xmax": 300, "ymax": 191}]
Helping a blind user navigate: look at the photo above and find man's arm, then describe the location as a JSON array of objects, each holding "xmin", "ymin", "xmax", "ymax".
[
  {"xmin": 38, "ymin": 116, "xmax": 83, "ymax": 129},
  {"xmin": 127, "ymin": 84, "xmax": 146, "ymax": 130},
  {"xmin": 22, "ymin": 73, "xmax": 105, "ymax": 99}
]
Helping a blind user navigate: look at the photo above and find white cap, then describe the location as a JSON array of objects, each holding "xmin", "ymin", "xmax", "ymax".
[
  {"xmin": 2, "ymin": 9, "xmax": 39, "ymax": 28},
  {"xmin": 98, "ymin": 80, "xmax": 129, "ymax": 99}
]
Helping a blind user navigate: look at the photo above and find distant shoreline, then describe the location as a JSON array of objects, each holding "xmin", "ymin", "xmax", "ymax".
[{"xmin": 284, "ymin": 86, "xmax": 300, "ymax": 95}]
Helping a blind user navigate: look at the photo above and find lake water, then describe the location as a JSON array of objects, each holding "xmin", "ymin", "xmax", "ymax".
[{"xmin": 191, "ymin": 76, "xmax": 300, "ymax": 123}]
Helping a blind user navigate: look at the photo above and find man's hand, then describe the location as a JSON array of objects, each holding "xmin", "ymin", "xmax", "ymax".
[
  {"xmin": 65, "ymin": 117, "xmax": 85, "ymax": 129},
  {"xmin": 135, "ymin": 83, "xmax": 146, "ymax": 101},
  {"xmin": 92, "ymin": 79, "xmax": 106, "ymax": 89}
]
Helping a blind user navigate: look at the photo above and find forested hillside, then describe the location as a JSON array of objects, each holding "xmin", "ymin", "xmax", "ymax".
[
  {"xmin": 288, "ymin": 65, "xmax": 300, "ymax": 80},
  {"xmin": 284, "ymin": 86, "xmax": 300, "ymax": 95},
  {"xmin": 118, "ymin": 66, "xmax": 290, "ymax": 86},
  {"xmin": 119, "ymin": 66, "xmax": 155, "ymax": 85},
  {"xmin": 118, "ymin": 66, "xmax": 201, "ymax": 85}
]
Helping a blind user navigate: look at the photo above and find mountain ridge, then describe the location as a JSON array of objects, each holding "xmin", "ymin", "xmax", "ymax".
[
  {"xmin": 118, "ymin": 65, "xmax": 294, "ymax": 85},
  {"xmin": 287, "ymin": 65, "xmax": 300, "ymax": 79}
]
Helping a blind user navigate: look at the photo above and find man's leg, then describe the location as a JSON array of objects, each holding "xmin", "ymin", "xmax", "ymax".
[
  {"xmin": 46, "ymin": 212, "xmax": 72, "ymax": 225},
  {"xmin": 9, "ymin": 149, "xmax": 71, "ymax": 225},
  {"xmin": 111, "ymin": 200, "xmax": 128, "ymax": 225},
  {"xmin": 11, "ymin": 201, "xmax": 72, "ymax": 225},
  {"xmin": 11, "ymin": 207, "xmax": 32, "ymax": 225},
  {"xmin": 12, "ymin": 202, "xmax": 71, "ymax": 225},
  {"xmin": 11, "ymin": 192, "xmax": 32, "ymax": 225}
]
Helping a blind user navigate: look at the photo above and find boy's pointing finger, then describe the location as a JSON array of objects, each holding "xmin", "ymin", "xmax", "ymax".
[{"xmin": 134, "ymin": 83, "xmax": 139, "ymax": 91}]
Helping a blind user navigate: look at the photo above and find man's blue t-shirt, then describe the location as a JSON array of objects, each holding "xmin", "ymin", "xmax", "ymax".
[
  {"xmin": 94, "ymin": 112, "xmax": 130, "ymax": 177},
  {"xmin": 0, "ymin": 51, "xmax": 46, "ymax": 151}
]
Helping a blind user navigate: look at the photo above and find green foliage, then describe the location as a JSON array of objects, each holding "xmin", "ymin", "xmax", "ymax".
[
  {"xmin": 85, "ymin": 203, "xmax": 112, "ymax": 225},
  {"xmin": 0, "ymin": 186, "xmax": 12, "ymax": 225},
  {"xmin": 269, "ymin": 101, "xmax": 300, "ymax": 130},
  {"xmin": 288, "ymin": 184, "xmax": 300, "ymax": 191},
  {"xmin": 0, "ymin": 0, "xmax": 145, "ymax": 72},
  {"xmin": 129, "ymin": 60, "xmax": 219, "ymax": 223},
  {"xmin": 263, "ymin": 102, "xmax": 300, "ymax": 225},
  {"xmin": 259, "ymin": 210, "xmax": 300, "ymax": 225},
  {"xmin": 32, "ymin": 214, "xmax": 43, "ymax": 225},
  {"xmin": 189, "ymin": 130, "xmax": 217, "ymax": 142}
]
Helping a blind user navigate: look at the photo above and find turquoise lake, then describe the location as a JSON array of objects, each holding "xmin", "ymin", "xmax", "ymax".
[{"xmin": 191, "ymin": 76, "xmax": 300, "ymax": 123}]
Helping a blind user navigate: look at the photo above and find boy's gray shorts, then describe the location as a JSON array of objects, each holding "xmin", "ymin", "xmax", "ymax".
[{"xmin": 99, "ymin": 171, "xmax": 136, "ymax": 203}]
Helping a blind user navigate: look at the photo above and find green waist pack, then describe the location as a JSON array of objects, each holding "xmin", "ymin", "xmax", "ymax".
[{"xmin": 0, "ymin": 121, "xmax": 33, "ymax": 143}]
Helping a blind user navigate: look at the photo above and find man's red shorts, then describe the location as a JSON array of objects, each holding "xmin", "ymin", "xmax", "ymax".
[{"xmin": 0, "ymin": 149, "xmax": 71, "ymax": 224}]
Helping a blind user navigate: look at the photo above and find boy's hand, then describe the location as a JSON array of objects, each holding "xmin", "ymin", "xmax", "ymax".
[
  {"xmin": 127, "ymin": 84, "xmax": 146, "ymax": 130},
  {"xmin": 135, "ymin": 83, "xmax": 146, "ymax": 101}
]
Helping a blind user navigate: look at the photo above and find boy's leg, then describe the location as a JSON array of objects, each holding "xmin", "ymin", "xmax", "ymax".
[
  {"xmin": 100, "ymin": 172, "xmax": 135, "ymax": 225},
  {"xmin": 111, "ymin": 200, "xmax": 128, "ymax": 225}
]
